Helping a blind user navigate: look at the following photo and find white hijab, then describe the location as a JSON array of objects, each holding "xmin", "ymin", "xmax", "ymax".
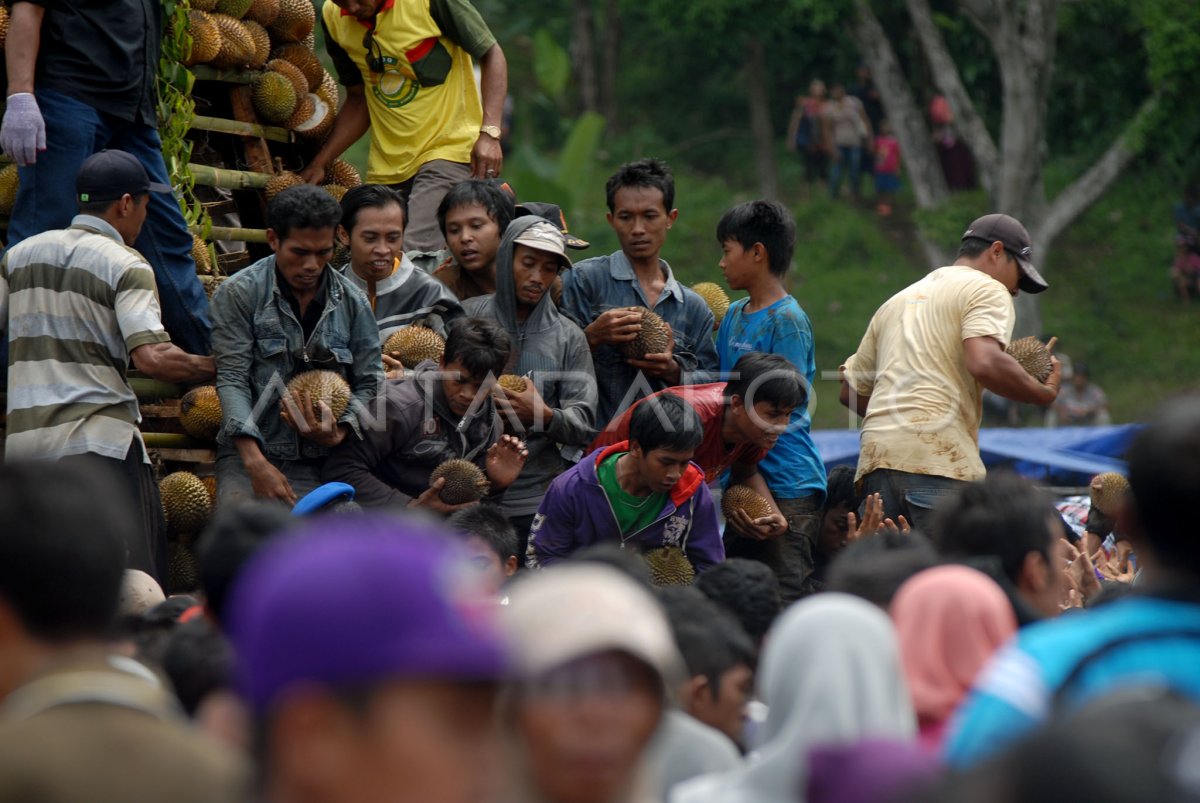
[{"xmin": 672, "ymin": 594, "xmax": 916, "ymax": 803}]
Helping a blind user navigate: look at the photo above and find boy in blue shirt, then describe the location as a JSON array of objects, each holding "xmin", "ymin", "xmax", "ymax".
[{"xmin": 714, "ymin": 200, "xmax": 827, "ymax": 602}]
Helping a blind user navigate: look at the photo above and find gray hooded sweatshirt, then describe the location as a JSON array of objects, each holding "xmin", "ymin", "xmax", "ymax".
[{"xmin": 463, "ymin": 216, "xmax": 597, "ymax": 517}]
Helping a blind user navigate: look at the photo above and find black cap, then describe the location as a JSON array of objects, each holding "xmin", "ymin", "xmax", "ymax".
[
  {"xmin": 515, "ymin": 201, "xmax": 590, "ymax": 250},
  {"xmin": 76, "ymin": 150, "xmax": 172, "ymax": 204},
  {"xmin": 962, "ymin": 213, "xmax": 1048, "ymax": 294}
]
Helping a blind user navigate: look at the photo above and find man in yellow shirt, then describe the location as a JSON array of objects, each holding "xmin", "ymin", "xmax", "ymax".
[
  {"xmin": 302, "ymin": 0, "xmax": 507, "ymax": 254},
  {"xmin": 839, "ymin": 214, "xmax": 1061, "ymax": 531}
]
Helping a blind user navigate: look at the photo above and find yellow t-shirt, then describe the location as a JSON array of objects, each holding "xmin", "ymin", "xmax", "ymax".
[
  {"xmin": 321, "ymin": 0, "xmax": 493, "ymax": 183},
  {"xmin": 842, "ymin": 265, "xmax": 1015, "ymax": 484}
]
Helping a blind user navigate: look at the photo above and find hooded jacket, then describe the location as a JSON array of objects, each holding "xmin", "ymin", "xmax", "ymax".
[
  {"xmin": 527, "ymin": 442, "xmax": 724, "ymax": 572},
  {"xmin": 321, "ymin": 360, "xmax": 503, "ymax": 507},
  {"xmin": 462, "ymin": 216, "xmax": 597, "ymax": 517}
]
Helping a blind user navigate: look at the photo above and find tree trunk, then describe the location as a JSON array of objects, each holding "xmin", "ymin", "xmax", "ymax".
[
  {"xmin": 571, "ymin": 0, "xmax": 598, "ymax": 114},
  {"xmin": 904, "ymin": 0, "xmax": 999, "ymax": 195},
  {"xmin": 851, "ymin": 0, "xmax": 949, "ymax": 210},
  {"xmin": 599, "ymin": 0, "xmax": 620, "ymax": 129},
  {"xmin": 744, "ymin": 34, "xmax": 778, "ymax": 199}
]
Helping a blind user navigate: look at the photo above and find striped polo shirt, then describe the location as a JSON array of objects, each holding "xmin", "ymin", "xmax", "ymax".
[{"xmin": 0, "ymin": 215, "xmax": 170, "ymax": 463}]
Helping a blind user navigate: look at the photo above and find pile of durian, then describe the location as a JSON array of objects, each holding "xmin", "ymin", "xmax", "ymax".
[{"xmin": 183, "ymin": 0, "xmax": 338, "ymax": 143}]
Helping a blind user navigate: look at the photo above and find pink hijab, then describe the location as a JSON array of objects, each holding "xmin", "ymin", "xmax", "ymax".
[{"xmin": 890, "ymin": 566, "xmax": 1017, "ymax": 739}]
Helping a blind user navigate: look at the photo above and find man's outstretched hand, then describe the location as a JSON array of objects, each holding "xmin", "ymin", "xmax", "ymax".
[{"xmin": 486, "ymin": 434, "xmax": 528, "ymax": 489}]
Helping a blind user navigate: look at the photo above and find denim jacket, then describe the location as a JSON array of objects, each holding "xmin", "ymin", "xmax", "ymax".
[
  {"xmin": 560, "ymin": 250, "xmax": 718, "ymax": 430},
  {"xmin": 211, "ymin": 255, "xmax": 383, "ymax": 461}
]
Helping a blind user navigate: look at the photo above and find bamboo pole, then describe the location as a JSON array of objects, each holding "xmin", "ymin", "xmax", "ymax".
[
  {"xmin": 190, "ymin": 65, "xmax": 259, "ymax": 85},
  {"xmin": 130, "ymin": 378, "xmax": 184, "ymax": 400},
  {"xmin": 141, "ymin": 432, "xmax": 204, "ymax": 449},
  {"xmin": 188, "ymin": 163, "xmax": 272, "ymax": 190},
  {"xmin": 190, "ymin": 115, "xmax": 293, "ymax": 143},
  {"xmin": 195, "ymin": 225, "xmax": 269, "ymax": 243}
]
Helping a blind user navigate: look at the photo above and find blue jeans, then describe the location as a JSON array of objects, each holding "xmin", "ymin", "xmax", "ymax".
[
  {"xmin": 829, "ymin": 145, "xmax": 863, "ymax": 199},
  {"xmin": 7, "ymin": 89, "xmax": 212, "ymax": 355},
  {"xmin": 858, "ymin": 468, "xmax": 967, "ymax": 536}
]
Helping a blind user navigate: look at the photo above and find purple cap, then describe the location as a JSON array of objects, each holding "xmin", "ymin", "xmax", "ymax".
[{"xmin": 227, "ymin": 516, "xmax": 507, "ymax": 714}]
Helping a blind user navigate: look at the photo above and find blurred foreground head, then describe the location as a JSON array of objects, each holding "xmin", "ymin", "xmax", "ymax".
[
  {"xmin": 501, "ymin": 564, "xmax": 682, "ymax": 803},
  {"xmin": 0, "ymin": 462, "xmax": 128, "ymax": 698},
  {"xmin": 227, "ymin": 515, "xmax": 507, "ymax": 803}
]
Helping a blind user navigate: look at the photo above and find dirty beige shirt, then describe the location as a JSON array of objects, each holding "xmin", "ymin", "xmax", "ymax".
[{"xmin": 842, "ymin": 265, "xmax": 1015, "ymax": 484}]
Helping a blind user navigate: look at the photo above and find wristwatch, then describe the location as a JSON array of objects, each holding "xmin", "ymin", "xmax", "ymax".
[{"xmin": 479, "ymin": 125, "xmax": 502, "ymax": 140}]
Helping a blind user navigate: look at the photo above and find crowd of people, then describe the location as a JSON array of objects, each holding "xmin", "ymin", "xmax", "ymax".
[
  {"xmin": 785, "ymin": 68, "xmax": 902, "ymax": 214},
  {"xmin": 2, "ymin": 0, "xmax": 1199, "ymax": 801}
]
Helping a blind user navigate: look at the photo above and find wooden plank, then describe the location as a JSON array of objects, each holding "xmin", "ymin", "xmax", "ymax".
[
  {"xmin": 140, "ymin": 402, "xmax": 182, "ymax": 418},
  {"xmin": 228, "ymin": 86, "xmax": 275, "ymax": 175}
]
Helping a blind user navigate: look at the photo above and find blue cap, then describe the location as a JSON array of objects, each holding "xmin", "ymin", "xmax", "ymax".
[
  {"xmin": 292, "ymin": 482, "xmax": 356, "ymax": 516},
  {"xmin": 227, "ymin": 516, "xmax": 508, "ymax": 714}
]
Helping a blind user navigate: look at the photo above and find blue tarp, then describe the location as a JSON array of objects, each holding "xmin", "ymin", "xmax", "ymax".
[{"xmin": 813, "ymin": 424, "xmax": 1139, "ymax": 486}]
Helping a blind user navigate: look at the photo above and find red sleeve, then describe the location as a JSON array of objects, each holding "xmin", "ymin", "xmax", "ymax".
[{"xmin": 589, "ymin": 405, "xmax": 632, "ymax": 453}]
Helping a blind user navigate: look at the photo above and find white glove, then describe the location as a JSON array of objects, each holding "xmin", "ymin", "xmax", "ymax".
[{"xmin": 1, "ymin": 93, "xmax": 47, "ymax": 166}]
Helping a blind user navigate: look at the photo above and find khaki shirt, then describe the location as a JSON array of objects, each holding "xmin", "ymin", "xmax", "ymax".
[
  {"xmin": 0, "ymin": 656, "xmax": 249, "ymax": 803},
  {"xmin": 843, "ymin": 266, "xmax": 1015, "ymax": 484}
]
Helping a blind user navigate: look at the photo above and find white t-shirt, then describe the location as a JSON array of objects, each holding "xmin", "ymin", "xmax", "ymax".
[{"xmin": 842, "ymin": 265, "xmax": 1015, "ymax": 484}]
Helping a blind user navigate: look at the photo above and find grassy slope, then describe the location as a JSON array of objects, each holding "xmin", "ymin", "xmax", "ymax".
[{"xmin": 321, "ymin": 43, "xmax": 1194, "ymax": 429}]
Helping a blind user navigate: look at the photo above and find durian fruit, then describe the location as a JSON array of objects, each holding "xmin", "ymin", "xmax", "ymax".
[
  {"xmin": 242, "ymin": 19, "xmax": 271, "ymax": 68},
  {"xmin": 0, "ymin": 164, "xmax": 19, "ymax": 215},
  {"xmin": 430, "ymin": 459, "xmax": 490, "ymax": 505},
  {"xmin": 692, "ymin": 282, "xmax": 730, "ymax": 329},
  {"xmin": 1006, "ymin": 336, "xmax": 1054, "ymax": 383},
  {"xmin": 180, "ymin": 385, "xmax": 223, "ymax": 442},
  {"xmin": 0, "ymin": 5, "xmax": 10, "ymax": 49},
  {"xmin": 268, "ymin": 0, "xmax": 316, "ymax": 43},
  {"xmin": 209, "ymin": 14, "xmax": 255, "ymax": 69},
  {"xmin": 191, "ymin": 0, "xmax": 219, "ymax": 11},
  {"xmin": 266, "ymin": 58, "xmax": 308, "ymax": 100},
  {"xmin": 201, "ymin": 476, "xmax": 218, "ymax": 506},
  {"xmin": 160, "ymin": 471, "xmax": 214, "ymax": 535},
  {"xmin": 200, "ymin": 275, "xmax": 226, "ymax": 300},
  {"xmin": 244, "ymin": 0, "xmax": 280, "ymax": 26},
  {"xmin": 214, "ymin": 0, "xmax": 254, "ymax": 18},
  {"xmin": 301, "ymin": 29, "xmax": 316, "ymax": 50},
  {"xmin": 264, "ymin": 170, "xmax": 304, "ymax": 201},
  {"xmin": 272, "ymin": 42, "xmax": 324, "ymax": 91},
  {"xmin": 721, "ymin": 485, "xmax": 774, "ymax": 521},
  {"xmin": 384, "ymin": 326, "xmax": 446, "ymax": 368},
  {"xmin": 167, "ymin": 543, "xmax": 200, "ymax": 594},
  {"xmin": 326, "ymin": 159, "xmax": 361, "ymax": 189},
  {"xmin": 644, "ymin": 546, "xmax": 695, "ymax": 587},
  {"xmin": 184, "ymin": 10, "xmax": 222, "ymax": 66},
  {"xmin": 316, "ymin": 70, "xmax": 339, "ymax": 110},
  {"xmin": 192, "ymin": 235, "xmax": 213, "ymax": 275},
  {"xmin": 1089, "ymin": 472, "xmax": 1130, "ymax": 517},
  {"xmin": 331, "ymin": 241, "xmax": 352, "ymax": 269},
  {"xmin": 291, "ymin": 93, "xmax": 334, "ymax": 141},
  {"xmin": 618, "ymin": 307, "xmax": 672, "ymax": 359},
  {"xmin": 496, "ymin": 374, "xmax": 528, "ymax": 394},
  {"xmin": 281, "ymin": 94, "xmax": 315, "ymax": 131},
  {"xmin": 252, "ymin": 70, "xmax": 298, "ymax": 124},
  {"xmin": 322, "ymin": 184, "xmax": 347, "ymax": 203},
  {"xmin": 286, "ymin": 370, "xmax": 352, "ymax": 420}
]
